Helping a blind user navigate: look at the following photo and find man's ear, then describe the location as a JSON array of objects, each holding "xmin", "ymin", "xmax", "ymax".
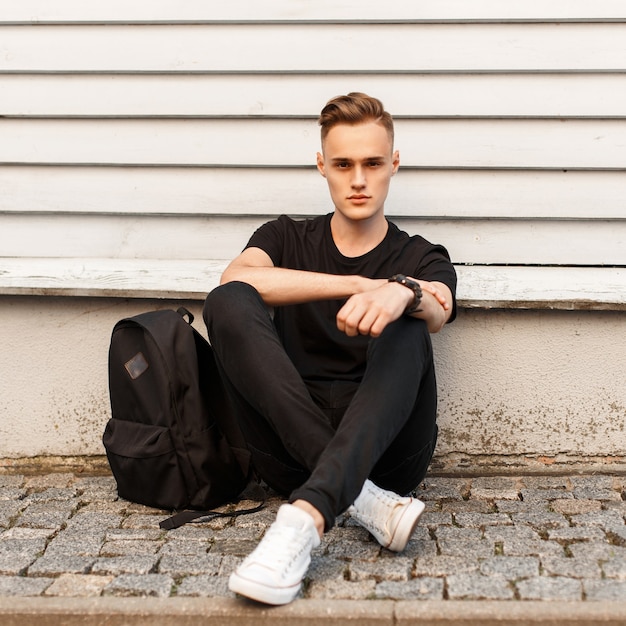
[
  {"xmin": 392, "ymin": 150, "xmax": 400, "ymax": 175},
  {"xmin": 316, "ymin": 152, "xmax": 326, "ymax": 178}
]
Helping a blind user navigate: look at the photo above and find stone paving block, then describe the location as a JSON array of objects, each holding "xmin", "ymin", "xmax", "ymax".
[
  {"xmin": 521, "ymin": 476, "xmax": 571, "ymax": 490},
  {"xmin": 511, "ymin": 510, "xmax": 570, "ymax": 531},
  {"xmin": 470, "ymin": 476, "xmax": 521, "ymax": 501},
  {"xmin": 584, "ymin": 578, "xmax": 626, "ymax": 601},
  {"xmin": 569, "ymin": 541, "xmax": 626, "ymax": 561},
  {"xmin": 212, "ymin": 523, "xmax": 263, "ymax": 542},
  {"xmin": 217, "ymin": 554, "xmax": 243, "ymax": 577},
  {"xmin": 307, "ymin": 577, "xmax": 377, "ymax": 600},
  {"xmin": 0, "ymin": 475, "xmax": 25, "ymax": 488},
  {"xmin": 91, "ymin": 555, "xmax": 158, "ymax": 576},
  {"xmin": 436, "ymin": 527, "xmax": 493, "ymax": 558},
  {"xmin": 44, "ymin": 573, "xmax": 114, "ymax": 597},
  {"xmin": 121, "ymin": 513, "xmax": 165, "ymax": 529},
  {"xmin": 25, "ymin": 474, "xmax": 75, "ymax": 490},
  {"xmin": 348, "ymin": 557, "xmax": 412, "ymax": 582},
  {"xmin": 0, "ymin": 537, "xmax": 47, "ymax": 574},
  {"xmin": 0, "ymin": 500, "xmax": 27, "ymax": 528},
  {"xmin": 478, "ymin": 556, "xmax": 540, "ymax": 580},
  {"xmin": 103, "ymin": 573, "xmax": 174, "ymax": 597},
  {"xmin": 28, "ymin": 553, "xmax": 95, "ymax": 575},
  {"xmin": 552, "ymin": 499, "xmax": 603, "ymax": 515},
  {"xmin": 495, "ymin": 499, "xmax": 543, "ymax": 514},
  {"xmin": 79, "ymin": 501, "xmax": 128, "ymax": 515},
  {"xmin": 571, "ymin": 509, "xmax": 625, "ymax": 528},
  {"xmin": 159, "ymin": 539, "xmax": 211, "ymax": 557},
  {"xmin": 324, "ymin": 533, "xmax": 381, "ymax": 562},
  {"xmin": 570, "ymin": 476, "xmax": 623, "ymax": 501},
  {"xmin": 166, "ymin": 525, "xmax": 219, "ymax": 541},
  {"xmin": 454, "ymin": 513, "xmax": 512, "ymax": 528},
  {"xmin": 420, "ymin": 511, "xmax": 453, "ymax": 528},
  {"xmin": 0, "ymin": 574, "xmax": 53, "ymax": 596},
  {"xmin": 412, "ymin": 555, "xmax": 480, "ymax": 577},
  {"xmin": 105, "ymin": 527, "xmax": 163, "ymax": 541},
  {"xmin": 607, "ymin": 525, "xmax": 626, "ymax": 546},
  {"xmin": 211, "ymin": 537, "xmax": 260, "ymax": 557},
  {"xmin": 440, "ymin": 500, "xmax": 492, "ymax": 514},
  {"xmin": 64, "ymin": 512, "xmax": 123, "ymax": 534},
  {"xmin": 602, "ymin": 556, "xmax": 626, "ymax": 580},
  {"xmin": 516, "ymin": 576, "xmax": 583, "ymax": 600},
  {"xmin": 14, "ymin": 502, "xmax": 76, "ymax": 529},
  {"xmin": 1, "ymin": 527, "xmax": 55, "ymax": 541},
  {"xmin": 521, "ymin": 489, "xmax": 574, "ymax": 503},
  {"xmin": 0, "ymin": 487, "xmax": 27, "ymax": 501},
  {"xmin": 446, "ymin": 573, "xmax": 514, "ymax": 600},
  {"xmin": 306, "ymin": 556, "xmax": 346, "ymax": 584},
  {"xmin": 24, "ymin": 487, "xmax": 78, "ymax": 503},
  {"xmin": 396, "ymin": 533, "xmax": 438, "ymax": 560},
  {"xmin": 547, "ymin": 526, "xmax": 606, "ymax": 542},
  {"xmin": 541, "ymin": 555, "xmax": 603, "ymax": 579},
  {"xmin": 45, "ymin": 533, "xmax": 105, "ymax": 557},
  {"xmin": 503, "ymin": 536, "xmax": 564, "ymax": 558},
  {"xmin": 175, "ymin": 573, "xmax": 232, "ymax": 597},
  {"xmin": 374, "ymin": 577, "xmax": 444, "ymax": 600},
  {"xmin": 100, "ymin": 539, "xmax": 164, "ymax": 557},
  {"xmin": 484, "ymin": 526, "xmax": 564, "ymax": 558},
  {"xmin": 158, "ymin": 553, "xmax": 222, "ymax": 577},
  {"xmin": 415, "ymin": 478, "xmax": 470, "ymax": 501}
]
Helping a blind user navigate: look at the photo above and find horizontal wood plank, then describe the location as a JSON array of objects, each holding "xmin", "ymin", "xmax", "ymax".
[
  {"xmin": 2, "ymin": 24, "xmax": 626, "ymax": 72},
  {"xmin": 2, "ymin": 118, "xmax": 626, "ymax": 169},
  {"xmin": 3, "ymin": 74, "xmax": 626, "ymax": 119},
  {"xmin": 0, "ymin": 257, "xmax": 623, "ymax": 310},
  {"xmin": 1, "ymin": 166, "xmax": 625, "ymax": 220},
  {"xmin": 1, "ymin": 214, "xmax": 623, "ymax": 266},
  {"xmin": 2, "ymin": 0, "xmax": 626, "ymax": 24}
]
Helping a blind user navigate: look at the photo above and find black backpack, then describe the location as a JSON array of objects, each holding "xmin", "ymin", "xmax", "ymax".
[{"xmin": 103, "ymin": 307, "xmax": 264, "ymax": 529}]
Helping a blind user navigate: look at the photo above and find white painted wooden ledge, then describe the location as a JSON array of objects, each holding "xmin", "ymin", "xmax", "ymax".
[{"xmin": 0, "ymin": 258, "xmax": 624, "ymax": 310}]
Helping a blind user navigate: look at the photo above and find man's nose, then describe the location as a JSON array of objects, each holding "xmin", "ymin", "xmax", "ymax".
[{"xmin": 351, "ymin": 166, "xmax": 366, "ymax": 187}]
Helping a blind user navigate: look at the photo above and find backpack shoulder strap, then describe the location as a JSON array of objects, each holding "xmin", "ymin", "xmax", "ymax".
[{"xmin": 159, "ymin": 480, "xmax": 267, "ymax": 530}]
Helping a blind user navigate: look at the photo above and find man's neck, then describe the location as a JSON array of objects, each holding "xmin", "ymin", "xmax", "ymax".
[{"xmin": 330, "ymin": 212, "xmax": 388, "ymax": 258}]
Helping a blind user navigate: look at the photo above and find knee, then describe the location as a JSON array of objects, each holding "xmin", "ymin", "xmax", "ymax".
[
  {"xmin": 203, "ymin": 281, "xmax": 262, "ymax": 337},
  {"xmin": 371, "ymin": 316, "xmax": 432, "ymax": 360}
]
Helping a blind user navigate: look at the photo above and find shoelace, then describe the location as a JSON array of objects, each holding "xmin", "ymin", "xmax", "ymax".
[
  {"xmin": 356, "ymin": 491, "xmax": 406, "ymax": 534},
  {"xmin": 249, "ymin": 523, "xmax": 311, "ymax": 568}
]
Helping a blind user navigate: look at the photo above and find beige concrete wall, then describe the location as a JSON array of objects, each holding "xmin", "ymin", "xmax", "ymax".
[{"xmin": 1, "ymin": 296, "xmax": 624, "ymax": 473}]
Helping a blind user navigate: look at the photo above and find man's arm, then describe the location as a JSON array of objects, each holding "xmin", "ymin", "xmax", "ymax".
[
  {"xmin": 222, "ymin": 247, "xmax": 453, "ymax": 337},
  {"xmin": 220, "ymin": 247, "xmax": 376, "ymax": 306}
]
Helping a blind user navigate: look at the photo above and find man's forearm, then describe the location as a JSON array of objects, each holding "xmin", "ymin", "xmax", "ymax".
[{"xmin": 221, "ymin": 265, "xmax": 377, "ymax": 307}]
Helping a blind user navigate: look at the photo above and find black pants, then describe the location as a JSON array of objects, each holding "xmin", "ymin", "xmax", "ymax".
[{"xmin": 203, "ymin": 281, "xmax": 438, "ymax": 531}]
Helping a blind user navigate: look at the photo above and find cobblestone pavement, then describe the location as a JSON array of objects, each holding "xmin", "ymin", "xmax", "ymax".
[{"xmin": 0, "ymin": 472, "xmax": 625, "ymax": 603}]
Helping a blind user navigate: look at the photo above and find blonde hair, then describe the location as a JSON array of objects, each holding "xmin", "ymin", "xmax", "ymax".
[{"xmin": 318, "ymin": 92, "xmax": 394, "ymax": 146}]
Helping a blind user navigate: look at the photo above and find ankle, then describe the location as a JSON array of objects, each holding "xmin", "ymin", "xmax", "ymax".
[{"xmin": 291, "ymin": 499, "xmax": 325, "ymax": 539}]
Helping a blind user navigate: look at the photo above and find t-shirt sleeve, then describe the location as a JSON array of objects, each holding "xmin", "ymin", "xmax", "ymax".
[{"xmin": 244, "ymin": 217, "xmax": 286, "ymax": 267}]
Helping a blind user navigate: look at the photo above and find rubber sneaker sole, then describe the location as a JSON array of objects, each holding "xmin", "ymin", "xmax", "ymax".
[{"xmin": 228, "ymin": 570, "xmax": 301, "ymax": 605}]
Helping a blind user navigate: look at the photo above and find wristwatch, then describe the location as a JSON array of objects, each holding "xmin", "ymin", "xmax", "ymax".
[{"xmin": 388, "ymin": 274, "xmax": 423, "ymax": 314}]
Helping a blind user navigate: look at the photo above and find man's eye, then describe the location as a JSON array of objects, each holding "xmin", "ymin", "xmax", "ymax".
[
  {"xmin": 336, "ymin": 162, "xmax": 351, "ymax": 169},
  {"xmin": 368, "ymin": 161, "xmax": 381, "ymax": 167}
]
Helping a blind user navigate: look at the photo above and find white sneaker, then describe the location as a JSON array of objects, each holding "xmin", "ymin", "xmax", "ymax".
[
  {"xmin": 228, "ymin": 503, "xmax": 320, "ymax": 605},
  {"xmin": 348, "ymin": 479, "xmax": 425, "ymax": 552}
]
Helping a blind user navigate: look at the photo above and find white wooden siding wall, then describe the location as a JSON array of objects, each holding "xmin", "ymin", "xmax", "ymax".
[{"xmin": 0, "ymin": 1, "xmax": 625, "ymax": 307}]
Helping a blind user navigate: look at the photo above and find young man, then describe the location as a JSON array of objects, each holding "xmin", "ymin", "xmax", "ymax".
[{"xmin": 203, "ymin": 93, "xmax": 456, "ymax": 605}]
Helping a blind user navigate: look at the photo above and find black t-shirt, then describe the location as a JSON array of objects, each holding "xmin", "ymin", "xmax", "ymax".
[{"xmin": 246, "ymin": 213, "xmax": 457, "ymax": 383}]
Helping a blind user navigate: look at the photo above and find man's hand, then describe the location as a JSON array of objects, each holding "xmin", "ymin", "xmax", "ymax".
[
  {"xmin": 336, "ymin": 281, "xmax": 412, "ymax": 337},
  {"xmin": 336, "ymin": 278, "xmax": 453, "ymax": 337}
]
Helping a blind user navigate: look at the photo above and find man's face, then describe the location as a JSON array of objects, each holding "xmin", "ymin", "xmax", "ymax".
[{"xmin": 317, "ymin": 121, "xmax": 399, "ymax": 224}]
